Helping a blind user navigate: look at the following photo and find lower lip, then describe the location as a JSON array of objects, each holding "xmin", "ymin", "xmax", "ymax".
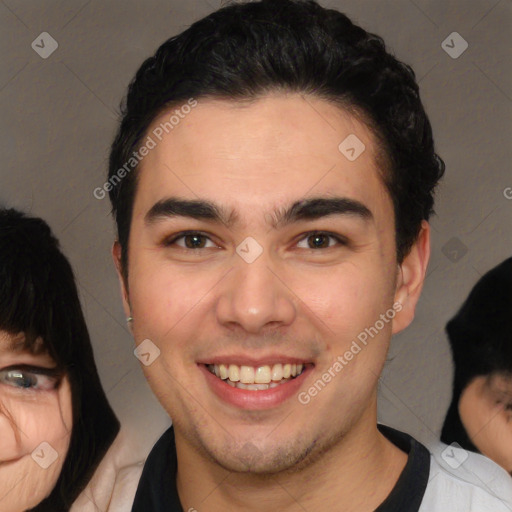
[{"xmin": 198, "ymin": 364, "xmax": 313, "ymax": 410}]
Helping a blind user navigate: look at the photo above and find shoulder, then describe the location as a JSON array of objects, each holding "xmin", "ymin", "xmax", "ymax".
[
  {"xmin": 70, "ymin": 429, "xmax": 145, "ymax": 512},
  {"xmin": 420, "ymin": 441, "xmax": 512, "ymax": 512},
  {"xmin": 108, "ymin": 462, "xmax": 145, "ymax": 512}
]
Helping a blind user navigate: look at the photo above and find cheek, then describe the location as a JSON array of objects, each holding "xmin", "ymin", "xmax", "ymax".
[
  {"xmin": 474, "ymin": 418, "xmax": 512, "ymax": 471},
  {"xmin": 0, "ymin": 453, "xmax": 67, "ymax": 512},
  {"xmin": 0, "ymin": 394, "xmax": 72, "ymax": 511},
  {"xmin": 464, "ymin": 406, "xmax": 511, "ymax": 447},
  {"xmin": 299, "ymin": 261, "xmax": 394, "ymax": 332},
  {"xmin": 129, "ymin": 256, "xmax": 223, "ymax": 338},
  {"xmin": 459, "ymin": 390, "xmax": 512, "ymax": 468},
  {"xmin": 13, "ymin": 399, "xmax": 71, "ymax": 453},
  {"xmin": 301, "ymin": 263, "xmax": 394, "ymax": 393}
]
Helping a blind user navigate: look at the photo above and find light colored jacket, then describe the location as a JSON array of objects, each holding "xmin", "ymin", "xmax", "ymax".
[{"xmin": 71, "ymin": 429, "xmax": 144, "ymax": 512}]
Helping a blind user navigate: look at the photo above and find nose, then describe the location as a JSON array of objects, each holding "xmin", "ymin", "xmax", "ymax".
[
  {"xmin": 215, "ymin": 248, "xmax": 297, "ymax": 334},
  {"xmin": 0, "ymin": 401, "xmax": 22, "ymax": 462}
]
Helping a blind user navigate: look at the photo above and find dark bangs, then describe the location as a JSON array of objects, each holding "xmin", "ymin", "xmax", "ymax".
[{"xmin": 0, "ymin": 209, "xmax": 74, "ymax": 367}]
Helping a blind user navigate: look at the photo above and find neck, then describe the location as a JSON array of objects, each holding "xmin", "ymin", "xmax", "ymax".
[{"xmin": 175, "ymin": 402, "xmax": 408, "ymax": 512}]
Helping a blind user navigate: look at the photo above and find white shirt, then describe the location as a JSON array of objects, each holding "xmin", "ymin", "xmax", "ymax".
[{"xmin": 420, "ymin": 442, "xmax": 512, "ymax": 511}]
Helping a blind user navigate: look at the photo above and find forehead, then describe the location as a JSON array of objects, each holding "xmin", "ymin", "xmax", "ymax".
[
  {"xmin": 133, "ymin": 94, "xmax": 391, "ymax": 226},
  {"xmin": 0, "ymin": 330, "xmax": 45, "ymax": 354},
  {"xmin": 487, "ymin": 373, "xmax": 512, "ymax": 394}
]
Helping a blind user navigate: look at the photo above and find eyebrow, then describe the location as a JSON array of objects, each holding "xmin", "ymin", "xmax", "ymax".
[{"xmin": 144, "ymin": 196, "xmax": 373, "ymax": 230}]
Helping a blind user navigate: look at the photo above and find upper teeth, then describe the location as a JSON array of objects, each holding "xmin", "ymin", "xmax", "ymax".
[{"xmin": 209, "ymin": 363, "xmax": 304, "ymax": 384}]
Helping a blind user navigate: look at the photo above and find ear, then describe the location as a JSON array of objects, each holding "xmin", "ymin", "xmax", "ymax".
[
  {"xmin": 112, "ymin": 241, "xmax": 131, "ymax": 320},
  {"xmin": 392, "ymin": 220, "xmax": 431, "ymax": 334}
]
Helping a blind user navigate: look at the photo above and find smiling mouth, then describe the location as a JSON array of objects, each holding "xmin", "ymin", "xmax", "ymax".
[{"xmin": 206, "ymin": 362, "xmax": 310, "ymax": 390}]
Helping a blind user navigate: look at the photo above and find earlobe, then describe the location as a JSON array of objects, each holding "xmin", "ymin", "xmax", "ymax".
[
  {"xmin": 112, "ymin": 241, "xmax": 131, "ymax": 320},
  {"xmin": 392, "ymin": 221, "xmax": 431, "ymax": 334}
]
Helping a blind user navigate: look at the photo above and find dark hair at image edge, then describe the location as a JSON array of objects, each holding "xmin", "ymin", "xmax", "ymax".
[
  {"xmin": 108, "ymin": 0, "xmax": 445, "ymax": 278},
  {"xmin": 441, "ymin": 256, "xmax": 512, "ymax": 452},
  {"xmin": 0, "ymin": 208, "xmax": 120, "ymax": 511}
]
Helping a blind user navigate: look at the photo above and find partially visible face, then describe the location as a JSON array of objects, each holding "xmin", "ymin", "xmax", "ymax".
[
  {"xmin": 459, "ymin": 373, "xmax": 512, "ymax": 475},
  {"xmin": 117, "ymin": 93, "xmax": 419, "ymax": 474},
  {"xmin": 0, "ymin": 331, "xmax": 73, "ymax": 511}
]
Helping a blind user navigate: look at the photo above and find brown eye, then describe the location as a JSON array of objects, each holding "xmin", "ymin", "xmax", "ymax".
[
  {"xmin": 308, "ymin": 233, "xmax": 330, "ymax": 249},
  {"xmin": 180, "ymin": 234, "xmax": 207, "ymax": 249},
  {"xmin": 296, "ymin": 231, "xmax": 347, "ymax": 250},
  {"xmin": 165, "ymin": 231, "xmax": 217, "ymax": 250}
]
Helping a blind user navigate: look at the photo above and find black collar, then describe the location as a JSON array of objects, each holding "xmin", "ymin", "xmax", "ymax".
[
  {"xmin": 132, "ymin": 423, "xmax": 430, "ymax": 512},
  {"xmin": 374, "ymin": 424, "xmax": 430, "ymax": 511}
]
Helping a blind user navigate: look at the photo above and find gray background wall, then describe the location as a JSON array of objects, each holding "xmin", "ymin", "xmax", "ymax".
[{"xmin": 1, "ymin": 0, "xmax": 511, "ymax": 459}]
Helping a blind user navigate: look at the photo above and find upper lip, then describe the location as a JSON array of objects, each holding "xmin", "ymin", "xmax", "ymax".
[{"xmin": 197, "ymin": 355, "xmax": 314, "ymax": 366}]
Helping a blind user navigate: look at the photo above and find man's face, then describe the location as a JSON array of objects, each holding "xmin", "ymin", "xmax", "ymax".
[
  {"xmin": 118, "ymin": 94, "xmax": 416, "ymax": 473},
  {"xmin": 0, "ymin": 331, "xmax": 72, "ymax": 511}
]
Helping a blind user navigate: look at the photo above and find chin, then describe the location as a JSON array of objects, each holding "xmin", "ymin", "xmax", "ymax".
[{"xmin": 206, "ymin": 438, "xmax": 314, "ymax": 475}]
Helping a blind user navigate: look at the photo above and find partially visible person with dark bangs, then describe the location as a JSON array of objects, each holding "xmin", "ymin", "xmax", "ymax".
[
  {"xmin": 442, "ymin": 256, "xmax": 512, "ymax": 476},
  {"xmin": 0, "ymin": 208, "xmax": 120, "ymax": 511}
]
